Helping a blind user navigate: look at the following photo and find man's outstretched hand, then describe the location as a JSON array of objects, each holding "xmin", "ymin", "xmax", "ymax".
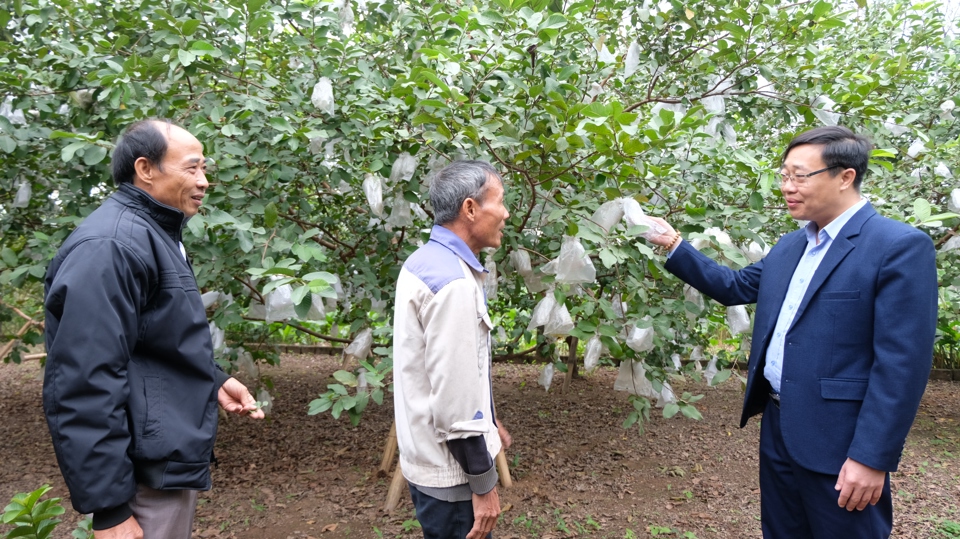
[{"xmin": 218, "ymin": 377, "xmax": 264, "ymax": 419}]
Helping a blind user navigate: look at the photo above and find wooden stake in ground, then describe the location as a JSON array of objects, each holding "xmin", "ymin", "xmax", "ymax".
[
  {"xmin": 562, "ymin": 335, "xmax": 579, "ymax": 394},
  {"xmin": 378, "ymin": 421, "xmax": 398, "ymax": 477},
  {"xmin": 495, "ymin": 449, "xmax": 512, "ymax": 488},
  {"xmin": 384, "ymin": 461, "xmax": 408, "ymax": 512}
]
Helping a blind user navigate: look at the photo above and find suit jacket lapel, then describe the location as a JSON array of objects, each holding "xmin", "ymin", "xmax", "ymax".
[
  {"xmin": 755, "ymin": 232, "xmax": 807, "ymax": 348},
  {"xmin": 790, "ymin": 204, "xmax": 876, "ymax": 328}
]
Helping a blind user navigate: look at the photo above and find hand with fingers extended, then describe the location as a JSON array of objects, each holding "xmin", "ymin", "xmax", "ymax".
[
  {"xmin": 466, "ymin": 487, "xmax": 500, "ymax": 539},
  {"xmin": 218, "ymin": 377, "xmax": 264, "ymax": 419},
  {"xmin": 95, "ymin": 516, "xmax": 143, "ymax": 539},
  {"xmin": 835, "ymin": 458, "xmax": 886, "ymax": 511}
]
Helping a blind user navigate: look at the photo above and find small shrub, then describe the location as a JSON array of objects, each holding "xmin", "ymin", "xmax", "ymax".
[{"xmin": 1, "ymin": 485, "xmax": 64, "ymax": 539}]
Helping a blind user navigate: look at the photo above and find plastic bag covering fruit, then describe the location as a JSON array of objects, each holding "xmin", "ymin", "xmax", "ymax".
[
  {"xmin": 610, "ymin": 292, "xmax": 627, "ymax": 318},
  {"xmin": 949, "ymin": 189, "xmax": 960, "ymax": 214},
  {"xmin": 544, "ymin": 302, "xmax": 574, "ymax": 337},
  {"xmin": 743, "ymin": 241, "xmax": 769, "ymax": 263},
  {"xmin": 209, "ymin": 322, "xmax": 225, "ymax": 352},
  {"xmin": 386, "ymin": 193, "xmax": 413, "ymax": 228},
  {"xmin": 705, "ymin": 355, "xmax": 719, "ymax": 386},
  {"xmin": 311, "ymin": 77, "xmax": 335, "ymax": 114},
  {"xmin": 656, "ymin": 382, "xmax": 677, "ymax": 408},
  {"xmin": 625, "ymin": 320, "xmax": 654, "ymax": 353},
  {"xmin": 683, "ymin": 285, "xmax": 704, "ymax": 319},
  {"xmin": 624, "ymin": 42, "xmax": 640, "ymax": 78},
  {"xmin": 265, "ymin": 283, "xmax": 296, "ymax": 322},
  {"xmin": 690, "ymin": 227, "xmax": 733, "ymax": 251},
  {"xmin": 237, "ymin": 348, "xmax": 258, "ymax": 379},
  {"xmin": 584, "ymin": 335, "xmax": 602, "ymax": 372},
  {"xmin": 12, "ymin": 180, "xmax": 30, "ymax": 208},
  {"xmin": 538, "ymin": 363, "xmax": 555, "ymax": 392},
  {"xmin": 483, "ymin": 258, "xmax": 498, "ymax": 301},
  {"xmin": 527, "ymin": 291, "xmax": 557, "ymax": 332},
  {"xmin": 389, "ymin": 152, "xmax": 418, "ymax": 184},
  {"xmin": 811, "ymin": 95, "xmax": 839, "ymax": 126},
  {"xmin": 510, "ymin": 250, "xmax": 532, "ymax": 274},
  {"xmin": 942, "ymin": 236, "xmax": 960, "ymax": 252},
  {"xmin": 304, "ymin": 294, "xmax": 326, "ymax": 321},
  {"xmin": 670, "ymin": 353, "xmax": 682, "ymax": 371},
  {"xmin": 613, "ymin": 360, "xmax": 658, "ymax": 399},
  {"xmin": 556, "ymin": 236, "xmax": 596, "ymax": 284},
  {"xmin": 690, "ymin": 345, "xmax": 704, "ymax": 371},
  {"xmin": 620, "ymin": 197, "xmax": 667, "ymax": 240},
  {"xmin": 362, "ymin": 173, "xmax": 385, "ymax": 217},
  {"xmin": 344, "ymin": 327, "xmax": 373, "ymax": 363},
  {"xmin": 591, "ymin": 199, "xmax": 624, "ymax": 232},
  {"xmin": 357, "ymin": 368, "xmax": 368, "ymax": 395},
  {"xmin": 727, "ymin": 305, "xmax": 751, "ymax": 335}
]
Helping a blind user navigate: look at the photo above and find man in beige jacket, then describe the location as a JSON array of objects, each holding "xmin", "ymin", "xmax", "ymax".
[{"xmin": 392, "ymin": 160, "xmax": 512, "ymax": 539}]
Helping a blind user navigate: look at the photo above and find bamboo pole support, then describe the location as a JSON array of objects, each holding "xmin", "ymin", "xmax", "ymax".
[
  {"xmin": 562, "ymin": 336, "xmax": 579, "ymax": 394},
  {"xmin": 496, "ymin": 449, "xmax": 512, "ymax": 488},
  {"xmin": 0, "ymin": 320, "xmax": 34, "ymax": 362},
  {"xmin": 383, "ymin": 461, "xmax": 408, "ymax": 512},
  {"xmin": 379, "ymin": 421, "xmax": 398, "ymax": 476}
]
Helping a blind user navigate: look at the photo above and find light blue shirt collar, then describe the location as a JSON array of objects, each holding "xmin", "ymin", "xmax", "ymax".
[
  {"xmin": 804, "ymin": 198, "xmax": 867, "ymax": 244},
  {"xmin": 428, "ymin": 225, "xmax": 487, "ymax": 274}
]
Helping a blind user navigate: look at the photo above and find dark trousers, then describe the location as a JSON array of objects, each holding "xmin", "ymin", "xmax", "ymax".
[
  {"xmin": 759, "ymin": 399, "xmax": 892, "ymax": 539},
  {"xmin": 129, "ymin": 484, "xmax": 198, "ymax": 539},
  {"xmin": 408, "ymin": 485, "xmax": 492, "ymax": 539}
]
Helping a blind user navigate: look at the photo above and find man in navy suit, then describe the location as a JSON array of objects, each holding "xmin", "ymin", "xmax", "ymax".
[{"xmin": 646, "ymin": 126, "xmax": 937, "ymax": 538}]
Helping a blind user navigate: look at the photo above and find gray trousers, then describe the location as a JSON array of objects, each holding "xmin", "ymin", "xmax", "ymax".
[{"xmin": 129, "ymin": 484, "xmax": 198, "ymax": 539}]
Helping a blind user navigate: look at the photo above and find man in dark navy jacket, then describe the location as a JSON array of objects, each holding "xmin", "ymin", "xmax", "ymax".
[
  {"xmin": 43, "ymin": 119, "xmax": 264, "ymax": 539},
  {"xmin": 645, "ymin": 126, "xmax": 937, "ymax": 538}
]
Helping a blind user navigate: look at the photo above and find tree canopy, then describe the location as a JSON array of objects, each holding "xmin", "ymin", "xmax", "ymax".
[{"xmin": 1, "ymin": 0, "xmax": 958, "ymax": 426}]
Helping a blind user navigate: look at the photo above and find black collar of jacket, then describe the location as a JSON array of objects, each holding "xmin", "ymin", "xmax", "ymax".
[{"xmin": 113, "ymin": 182, "xmax": 187, "ymax": 242}]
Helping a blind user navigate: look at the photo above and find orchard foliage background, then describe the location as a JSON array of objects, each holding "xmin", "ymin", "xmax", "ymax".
[{"xmin": 1, "ymin": 0, "xmax": 958, "ymax": 424}]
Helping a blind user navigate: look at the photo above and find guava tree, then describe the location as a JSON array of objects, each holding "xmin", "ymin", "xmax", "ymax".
[{"xmin": 1, "ymin": 0, "xmax": 957, "ymax": 427}]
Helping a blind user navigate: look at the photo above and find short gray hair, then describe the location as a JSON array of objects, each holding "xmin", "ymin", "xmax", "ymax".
[{"xmin": 429, "ymin": 160, "xmax": 503, "ymax": 226}]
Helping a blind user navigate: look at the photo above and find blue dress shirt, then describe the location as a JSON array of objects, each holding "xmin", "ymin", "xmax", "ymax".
[{"xmin": 764, "ymin": 198, "xmax": 867, "ymax": 392}]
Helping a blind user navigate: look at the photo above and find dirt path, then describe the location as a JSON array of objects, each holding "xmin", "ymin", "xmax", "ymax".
[{"xmin": 2, "ymin": 355, "xmax": 958, "ymax": 538}]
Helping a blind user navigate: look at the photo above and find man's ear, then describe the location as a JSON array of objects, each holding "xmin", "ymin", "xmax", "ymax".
[
  {"xmin": 839, "ymin": 167, "xmax": 857, "ymax": 192},
  {"xmin": 461, "ymin": 197, "xmax": 478, "ymax": 222},
  {"xmin": 133, "ymin": 157, "xmax": 155, "ymax": 189}
]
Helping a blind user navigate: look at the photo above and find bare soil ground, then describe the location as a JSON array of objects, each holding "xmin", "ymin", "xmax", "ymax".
[{"xmin": 2, "ymin": 354, "xmax": 959, "ymax": 539}]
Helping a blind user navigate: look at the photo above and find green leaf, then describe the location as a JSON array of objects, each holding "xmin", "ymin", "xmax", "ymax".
[
  {"xmin": 710, "ymin": 369, "xmax": 732, "ymax": 386},
  {"xmin": 269, "ymin": 116, "xmax": 295, "ymax": 134},
  {"xmin": 913, "ymin": 198, "xmax": 932, "ymax": 223},
  {"xmin": 181, "ymin": 19, "xmax": 202, "ymax": 35},
  {"xmin": 293, "ymin": 287, "xmax": 313, "ymax": 318},
  {"xmin": 177, "ymin": 49, "xmax": 196, "ymax": 67},
  {"xmin": 264, "ymin": 202, "xmax": 278, "ymax": 227},
  {"xmin": 60, "ymin": 141, "xmax": 86, "ymax": 162},
  {"xmin": 478, "ymin": 11, "xmax": 504, "ymax": 25},
  {"xmin": 0, "ymin": 135, "xmax": 16, "ymax": 153},
  {"xmin": 83, "ymin": 145, "xmax": 107, "ymax": 165},
  {"xmin": 662, "ymin": 403, "xmax": 680, "ymax": 418},
  {"xmin": 679, "ymin": 403, "xmax": 703, "ymax": 420},
  {"xmin": 333, "ymin": 370, "xmax": 357, "ymax": 386}
]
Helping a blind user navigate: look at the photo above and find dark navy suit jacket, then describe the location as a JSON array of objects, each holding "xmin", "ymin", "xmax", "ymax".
[{"xmin": 666, "ymin": 203, "xmax": 937, "ymax": 475}]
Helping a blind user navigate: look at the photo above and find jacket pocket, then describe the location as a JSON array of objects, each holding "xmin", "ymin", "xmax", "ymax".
[
  {"xmin": 820, "ymin": 378, "xmax": 868, "ymax": 400},
  {"xmin": 821, "ymin": 290, "xmax": 860, "ymax": 300},
  {"xmin": 143, "ymin": 376, "xmax": 162, "ymax": 438}
]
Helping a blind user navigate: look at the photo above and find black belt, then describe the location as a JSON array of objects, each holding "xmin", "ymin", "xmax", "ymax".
[{"xmin": 769, "ymin": 392, "xmax": 780, "ymax": 408}]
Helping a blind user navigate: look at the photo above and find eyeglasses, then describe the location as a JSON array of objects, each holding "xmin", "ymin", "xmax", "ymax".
[{"xmin": 778, "ymin": 166, "xmax": 841, "ymax": 187}]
